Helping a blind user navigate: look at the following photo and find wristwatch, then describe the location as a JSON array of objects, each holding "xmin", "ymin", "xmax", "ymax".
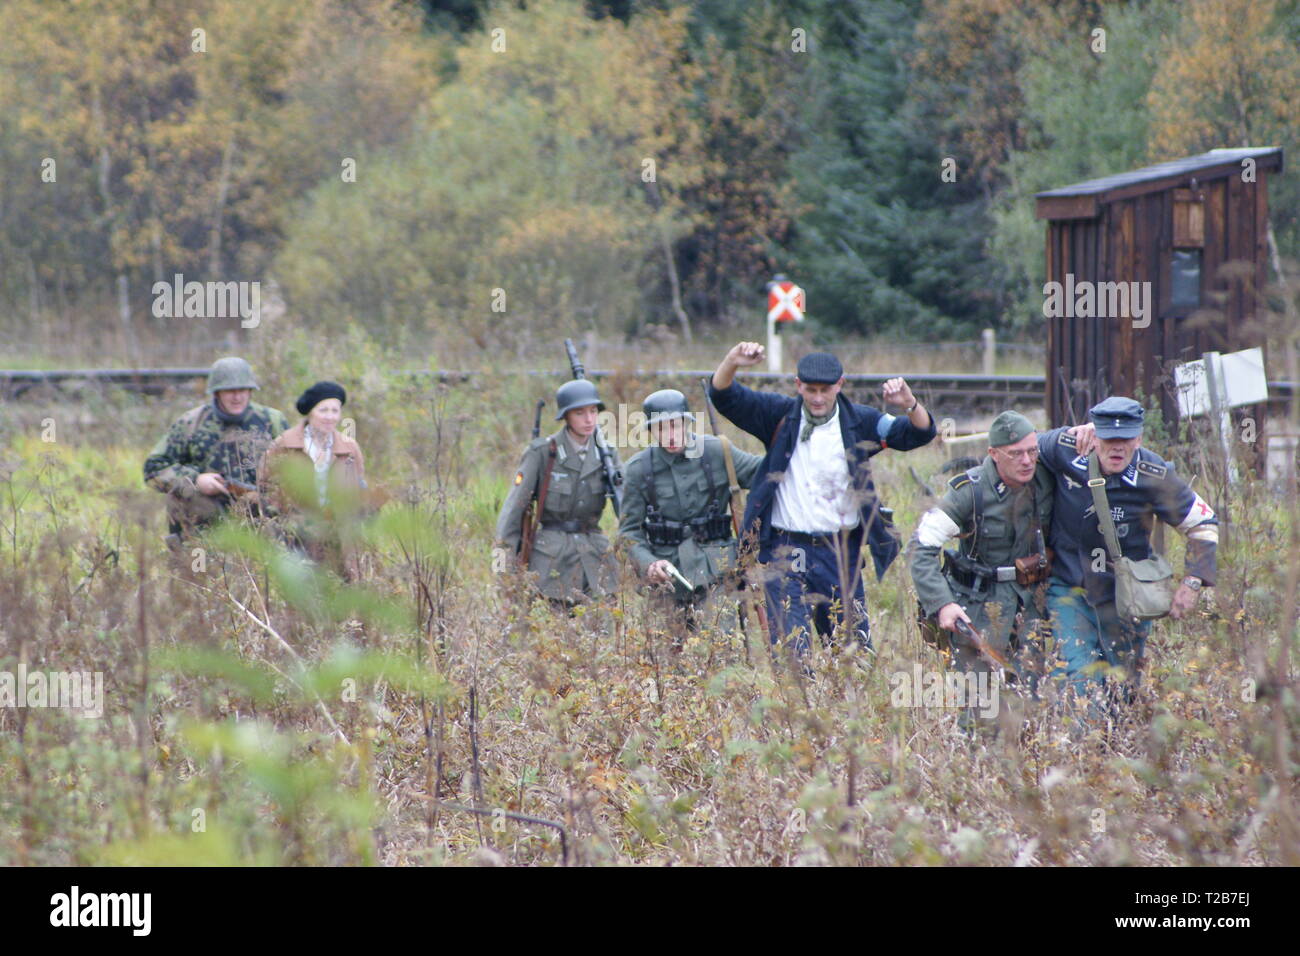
[
  {"xmin": 1182, "ymin": 576, "xmax": 1203, "ymax": 591},
  {"xmin": 904, "ymin": 400, "xmax": 919, "ymax": 413}
]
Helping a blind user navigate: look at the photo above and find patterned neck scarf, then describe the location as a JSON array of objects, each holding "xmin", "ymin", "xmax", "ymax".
[
  {"xmin": 304, "ymin": 425, "xmax": 334, "ymax": 506},
  {"xmin": 800, "ymin": 404, "xmax": 834, "ymax": 442}
]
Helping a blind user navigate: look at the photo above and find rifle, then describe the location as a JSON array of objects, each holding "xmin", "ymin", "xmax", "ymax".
[
  {"xmin": 953, "ymin": 618, "xmax": 1012, "ymax": 671},
  {"xmin": 219, "ymin": 475, "xmax": 258, "ymax": 498},
  {"xmin": 699, "ymin": 377, "xmax": 770, "ymax": 636},
  {"xmin": 518, "ymin": 399, "xmax": 547, "ymax": 566},
  {"xmin": 563, "ymin": 338, "xmax": 622, "ymax": 515}
]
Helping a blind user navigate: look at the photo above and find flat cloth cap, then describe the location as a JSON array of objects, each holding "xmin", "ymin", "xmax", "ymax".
[
  {"xmin": 796, "ymin": 352, "xmax": 843, "ymax": 384},
  {"xmin": 1089, "ymin": 396, "xmax": 1144, "ymax": 439},
  {"xmin": 988, "ymin": 410, "xmax": 1035, "ymax": 447}
]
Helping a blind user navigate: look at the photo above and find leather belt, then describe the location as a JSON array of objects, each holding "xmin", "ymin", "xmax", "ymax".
[
  {"xmin": 541, "ymin": 519, "xmax": 600, "ymax": 533},
  {"xmin": 772, "ymin": 527, "xmax": 850, "ymax": 548}
]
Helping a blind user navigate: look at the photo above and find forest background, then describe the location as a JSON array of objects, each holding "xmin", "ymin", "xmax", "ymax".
[{"xmin": 2, "ymin": 0, "xmax": 1297, "ymax": 366}]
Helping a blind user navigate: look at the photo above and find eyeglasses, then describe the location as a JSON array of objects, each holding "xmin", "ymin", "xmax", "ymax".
[{"xmin": 994, "ymin": 447, "xmax": 1039, "ymax": 462}]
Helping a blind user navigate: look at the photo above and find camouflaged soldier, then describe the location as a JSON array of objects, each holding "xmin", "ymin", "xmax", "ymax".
[
  {"xmin": 909, "ymin": 411, "xmax": 1054, "ymax": 712},
  {"xmin": 143, "ymin": 357, "xmax": 289, "ymax": 545},
  {"xmin": 617, "ymin": 389, "xmax": 763, "ymax": 632},
  {"xmin": 495, "ymin": 379, "xmax": 622, "ymax": 603}
]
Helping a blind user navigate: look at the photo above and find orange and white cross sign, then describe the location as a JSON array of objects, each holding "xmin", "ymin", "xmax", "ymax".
[{"xmin": 767, "ymin": 280, "xmax": 805, "ymax": 322}]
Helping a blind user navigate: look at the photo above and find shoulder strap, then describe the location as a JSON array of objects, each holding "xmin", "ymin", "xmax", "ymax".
[
  {"xmin": 1087, "ymin": 454, "xmax": 1123, "ymax": 559},
  {"xmin": 1028, "ymin": 476, "xmax": 1042, "ymax": 544},
  {"xmin": 535, "ymin": 439, "xmax": 558, "ymax": 517},
  {"xmin": 187, "ymin": 403, "xmax": 212, "ymax": 442},
  {"xmin": 966, "ymin": 467, "xmax": 984, "ymax": 559},
  {"xmin": 718, "ymin": 436, "xmax": 740, "ymax": 497},
  {"xmin": 645, "ymin": 447, "xmax": 662, "ymax": 511}
]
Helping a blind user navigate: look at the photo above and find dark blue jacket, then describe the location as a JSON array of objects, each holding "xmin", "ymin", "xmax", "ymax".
[
  {"xmin": 1036, "ymin": 426, "xmax": 1218, "ymax": 605},
  {"xmin": 707, "ymin": 379, "xmax": 937, "ymax": 580}
]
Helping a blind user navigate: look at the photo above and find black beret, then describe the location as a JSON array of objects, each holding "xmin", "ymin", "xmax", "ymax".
[
  {"xmin": 296, "ymin": 380, "xmax": 347, "ymax": 416},
  {"xmin": 796, "ymin": 352, "xmax": 844, "ymax": 384}
]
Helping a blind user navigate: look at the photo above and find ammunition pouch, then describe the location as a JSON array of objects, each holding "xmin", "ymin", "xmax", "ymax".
[
  {"xmin": 644, "ymin": 510, "xmax": 732, "ymax": 548},
  {"xmin": 940, "ymin": 549, "xmax": 1000, "ymax": 598},
  {"xmin": 942, "ymin": 548, "xmax": 1051, "ymax": 596},
  {"xmin": 1014, "ymin": 549, "xmax": 1053, "ymax": 587}
]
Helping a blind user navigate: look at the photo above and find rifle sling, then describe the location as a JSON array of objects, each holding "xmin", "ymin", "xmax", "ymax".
[
  {"xmin": 537, "ymin": 439, "xmax": 558, "ymax": 518},
  {"xmin": 524, "ymin": 439, "xmax": 558, "ymax": 559}
]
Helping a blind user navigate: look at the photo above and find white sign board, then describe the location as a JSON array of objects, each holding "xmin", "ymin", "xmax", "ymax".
[{"xmin": 1174, "ymin": 347, "xmax": 1269, "ymax": 418}]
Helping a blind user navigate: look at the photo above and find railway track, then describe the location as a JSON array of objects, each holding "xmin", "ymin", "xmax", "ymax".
[
  {"xmin": 0, "ymin": 366, "xmax": 1044, "ymax": 402},
  {"xmin": 2, "ymin": 367, "xmax": 1295, "ymax": 416}
]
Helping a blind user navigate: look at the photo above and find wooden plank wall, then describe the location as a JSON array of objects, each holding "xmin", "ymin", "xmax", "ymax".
[{"xmin": 1044, "ymin": 161, "xmax": 1279, "ymax": 434}]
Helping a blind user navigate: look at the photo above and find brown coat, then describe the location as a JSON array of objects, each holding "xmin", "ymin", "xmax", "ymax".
[
  {"xmin": 258, "ymin": 422, "xmax": 367, "ymax": 517},
  {"xmin": 258, "ymin": 423, "xmax": 369, "ymax": 578}
]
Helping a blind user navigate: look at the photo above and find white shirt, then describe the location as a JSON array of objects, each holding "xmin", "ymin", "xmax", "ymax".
[{"xmin": 771, "ymin": 404, "xmax": 861, "ymax": 533}]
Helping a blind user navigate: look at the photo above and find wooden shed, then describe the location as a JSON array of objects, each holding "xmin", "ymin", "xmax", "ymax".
[{"xmin": 1035, "ymin": 147, "xmax": 1284, "ymax": 427}]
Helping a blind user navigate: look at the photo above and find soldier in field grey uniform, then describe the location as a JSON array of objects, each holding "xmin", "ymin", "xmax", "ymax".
[
  {"xmin": 495, "ymin": 379, "xmax": 622, "ymax": 603},
  {"xmin": 143, "ymin": 357, "xmax": 289, "ymax": 545},
  {"xmin": 618, "ymin": 389, "xmax": 763, "ymax": 633},
  {"xmin": 908, "ymin": 411, "xmax": 1054, "ymax": 727}
]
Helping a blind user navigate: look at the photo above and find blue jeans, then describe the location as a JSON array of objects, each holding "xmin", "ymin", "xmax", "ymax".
[
  {"xmin": 760, "ymin": 532, "xmax": 870, "ymax": 659},
  {"xmin": 1047, "ymin": 580, "xmax": 1150, "ymax": 704}
]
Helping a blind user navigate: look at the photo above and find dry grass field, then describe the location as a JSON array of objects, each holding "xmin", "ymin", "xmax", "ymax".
[{"xmin": 0, "ymin": 329, "xmax": 1296, "ymax": 866}]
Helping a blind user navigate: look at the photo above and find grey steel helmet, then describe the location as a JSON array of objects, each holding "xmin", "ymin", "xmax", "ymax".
[
  {"xmin": 643, "ymin": 389, "xmax": 696, "ymax": 426},
  {"xmin": 207, "ymin": 356, "xmax": 259, "ymax": 393},
  {"xmin": 554, "ymin": 379, "xmax": 604, "ymax": 420}
]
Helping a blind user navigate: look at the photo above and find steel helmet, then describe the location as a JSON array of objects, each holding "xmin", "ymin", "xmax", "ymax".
[
  {"xmin": 554, "ymin": 379, "xmax": 604, "ymax": 420},
  {"xmin": 207, "ymin": 356, "xmax": 260, "ymax": 393},
  {"xmin": 642, "ymin": 389, "xmax": 696, "ymax": 426}
]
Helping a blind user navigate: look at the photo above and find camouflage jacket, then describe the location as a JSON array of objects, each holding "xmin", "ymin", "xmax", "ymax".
[{"xmin": 144, "ymin": 401, "xmax": 290, "ymax": 496}]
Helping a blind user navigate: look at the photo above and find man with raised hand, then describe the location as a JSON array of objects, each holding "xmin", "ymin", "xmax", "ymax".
[{"xmin": 708, "ymin": 341, "xmax": 936, "ymax": 664}]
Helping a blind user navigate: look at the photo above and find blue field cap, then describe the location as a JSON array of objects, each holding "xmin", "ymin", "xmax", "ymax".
[{"xmin": 1089, "ymin": 396, "xmax": 1145, "ymax": 439}]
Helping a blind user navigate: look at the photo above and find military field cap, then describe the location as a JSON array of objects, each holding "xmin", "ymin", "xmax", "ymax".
[
  {"xmin": 988, "ymin": 410, "xmax": 1035, "ymax": 447},
  {"xmin": 207, "ymin": 356, "xmax": 259, "ymax": 393},
  {"xmin": 296, "ymin": 380, "xmax": 346, "ymax": 416},
  {"xmin": 796, "ymin": 352, "xmax": 843, "ymax": 384},
  {"xmin": 1090, "ymin": 396, "xmax": 1144, "ymax": 439}
]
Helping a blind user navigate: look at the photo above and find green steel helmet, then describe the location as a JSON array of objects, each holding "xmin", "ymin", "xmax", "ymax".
[
  {"xmin": 207, "ymin": 356, "xmax": 259, "ymax": 393},
  {"xmin": 554, "ymin": 379, "xmax": 603, "ymax": 420},
  {"xmin": 643, "ymin": 389, "xmax": 696, "ymax": 426}
]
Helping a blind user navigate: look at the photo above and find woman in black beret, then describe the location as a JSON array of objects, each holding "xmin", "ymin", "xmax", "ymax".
[{"xmin": 258, "ymin": 380, "xmax": 369, "ymax": 577}]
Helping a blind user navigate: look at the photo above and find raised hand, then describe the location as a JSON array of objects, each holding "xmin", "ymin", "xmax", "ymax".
[
  {"xmin": 882, "ymin": 377, "xmax": 915, "ymax": 408},
  {"xmin": 727, "ymin": 341, "xmax": 766, "ymax": 367}
]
